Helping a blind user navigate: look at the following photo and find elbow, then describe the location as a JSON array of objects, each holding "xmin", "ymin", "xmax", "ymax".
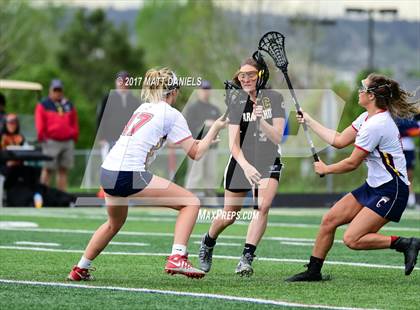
[
  {"xmin": 188, "ymin": 150, "xmax": 198, "ymax": 160},
  {"xmin": 188, "ymin": 146, "xmax": 203, "ymax": 161},
  {"xmin": 332, "ymin": 139, "xmax": 345, "ymax": 149}
]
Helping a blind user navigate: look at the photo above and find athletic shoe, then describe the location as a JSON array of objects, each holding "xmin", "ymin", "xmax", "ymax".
[
  {"xmin": 393, "ymin": 237, "xmax": 420, "ymax": 275},
  {"xmin": 235, "ymin": 253, "xmax": 254, "ymax": 277},
  {"xmin": 285, "ymin": 265, "xmax": 325, "ymax": 282},
  {"xmin": 67, "ymin": 265, "xmax": 95, "ymax": 281},
  {"xmin": 165, "ymin": 254, "xmax": 205, "ymax": 279},
  {"xmin": 198, "ymin": 236, "xmax": 214, "ymax": 272}
]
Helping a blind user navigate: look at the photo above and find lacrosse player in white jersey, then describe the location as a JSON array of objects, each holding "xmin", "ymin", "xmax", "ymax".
[
  {"xmin": 287, "ymin": 73, "xmax": 420, "ymax": 282},
  {"xmin": 68, "ymin": 68, "xmax": 227, "ymax": 280}
]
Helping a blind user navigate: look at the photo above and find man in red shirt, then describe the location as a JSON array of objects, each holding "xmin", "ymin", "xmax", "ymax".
[{"xmin": 35, "ymin": 79, "xmax": 79, "ymax": 191}]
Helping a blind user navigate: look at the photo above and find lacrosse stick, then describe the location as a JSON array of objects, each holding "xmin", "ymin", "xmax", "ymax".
[
  {"xmin": 258, "ymin": 31, "xmax": 324, "ymax": 177},
  {"xmin": 251, "ymin": 50, "xmax": 270, "ymax": 209},
  {"xmin": 221, "ymin": 80, "xmax": 241, "ymax": 121}
]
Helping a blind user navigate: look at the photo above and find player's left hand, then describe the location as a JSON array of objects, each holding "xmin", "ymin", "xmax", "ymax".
[
  {"xmin": 253, "ymin": 104, "xmax": 263, "ymax": 118},
  {"xmin": 213, "ymin": 115, "xmax": 228, "ymax": 130},
  {"xmin": 314, "ymin": 159, "xmax": 328, "ymax": 175}
]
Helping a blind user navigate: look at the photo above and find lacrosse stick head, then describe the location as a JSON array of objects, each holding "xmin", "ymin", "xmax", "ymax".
[
  {"xmin": 252, "ymin": 50, "xmax": 270, "ymax": 91},
  {"xmin": 258, "ymin": 31, "xmax": 288, "ymax": 72},
  {"xmin": 224, "ymin": 80, "xmax": 240, "ymax": 105}
]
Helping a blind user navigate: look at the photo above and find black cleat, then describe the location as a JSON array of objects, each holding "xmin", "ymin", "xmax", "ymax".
[
  {"xmin": 286, "ymin": 270, "xmax": 322, "ymax": 282},
  {"xmin": 393, "ymin": 237, "xmax": 420, "ymax": 276},
  {"xmin": 285, "ymin": 264, "xmax": 330, "ymax": 282}
]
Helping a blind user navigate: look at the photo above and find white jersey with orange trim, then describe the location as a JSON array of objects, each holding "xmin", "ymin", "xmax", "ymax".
[
  {"xmin": 352, "ymin": 111, "xmax": 409, "ymax": 187},
  {"xmin": 102, "ymin": 101, "xmax": 192, "ymax": 172}
]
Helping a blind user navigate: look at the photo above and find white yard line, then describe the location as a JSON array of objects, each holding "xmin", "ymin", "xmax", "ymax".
[
  {"xmin": 0, "ymin": 279, "xmax": 380, "ymax": 310},
  {"xmin": 193, "ymin": 241, "xmax": 241, "ymax": 247},
  {"xmin": 109, "ymin": 242, "xmax": 149, "ymax": 247},
  {"xmin": 0, "ymin": 245, "xmax": 417, "ymax": 271},
  {"xmin": 2, "ymin": 213, "xmax": 418, "ymax": 232},
  {"xmin": 14, "ymin": 241, "xmax": 60, "ymax": 247},
  {"xmin": 280, "ymin": 241, "xmax": 314, "ymax": 246},
  {"xmin": 0, "ymin": 226, "xmax": 345, "ymax": 243},
  {"xmin": 0, "ymin": 221, "xmax": 39, "ymax": 228}
]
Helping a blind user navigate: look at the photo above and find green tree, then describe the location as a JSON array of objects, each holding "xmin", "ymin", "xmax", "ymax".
[
  {"xmin": 58, "ymin": 8, "xmax": 146, "ymax": 102},
  {"xmin": 0, "ymin": 0, "xmax": 63, "ymax": 78},
  {"xmin": 137, "ymin": 0, "xmax": 243, "ymax": 109}
]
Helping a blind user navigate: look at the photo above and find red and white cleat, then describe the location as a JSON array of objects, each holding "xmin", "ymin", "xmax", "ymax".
[
  {"xmin": 165, "ymin": 254, "xmax": 205, "ymax": 279},
  {"xmin": 67, "ymin": 265, "xmax": 96, "ymax": 281}
]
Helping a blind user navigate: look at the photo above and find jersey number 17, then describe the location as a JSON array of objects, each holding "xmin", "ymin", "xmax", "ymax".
[{"xmin": 121, "ymin": 112, "xmax": 153, "ymax": 136}]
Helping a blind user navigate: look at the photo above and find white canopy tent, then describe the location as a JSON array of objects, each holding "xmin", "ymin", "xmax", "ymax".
[{"xmin": 0, "ymin": 80, "xmax": 43, "ymax": 91}]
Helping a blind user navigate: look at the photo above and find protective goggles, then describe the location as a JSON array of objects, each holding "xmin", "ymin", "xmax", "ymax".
[
  {"xmin": 358, "ymin": 79, "xmax": 392, "ymax": 97},
  {"xmin": 163, "ymin": 72, "xmax": 180, "ymax": 95},
  {"xmin": 238, "ymin": 71, "xmax": 259, "ymax": 81}
]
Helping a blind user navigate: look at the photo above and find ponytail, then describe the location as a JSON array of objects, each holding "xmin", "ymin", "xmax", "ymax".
[
  {"xmin": 141, "ymin": 67, "xmax": 179, "ymax": 103},
  {"xmin": 367, "ymin": 73, "xmax": 419, "ymax": 119}
]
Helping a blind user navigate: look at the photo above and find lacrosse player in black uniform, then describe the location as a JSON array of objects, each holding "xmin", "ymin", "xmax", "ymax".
[{"xmin": 199, "ymin": 56, "xmax": 286, "ymax": 276}]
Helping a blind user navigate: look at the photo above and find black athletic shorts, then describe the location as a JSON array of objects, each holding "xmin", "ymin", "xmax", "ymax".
[
  {"xmin": 224, "ymin": 157, "xmax": 282, "ymax": 193},
  {"xmin": 100, "ymin": 168, "xmax": 153, "ymax": 197}
]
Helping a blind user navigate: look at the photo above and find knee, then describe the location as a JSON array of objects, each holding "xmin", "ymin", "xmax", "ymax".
[
  {"xmin": 343, "ymin": 232, "xmax": 359, "ymax": 250},
  {"xmin": 218, "ymin": 210, "xmax": 237, "ymax": 226},
  {"xmin": 320, "ymin": 213, "xmax": 338, "ymax": 232},
  {"xmin": 107, "ymin": 218, "xmax": 126, "ymax": 234},
  {"xmin": 191, "ymin": 196, "xmax": 201, "ymax": 208},
  {"xmin": 257, "ymin": 204, "xmax": 270, "ymax": 217},
  {"xmin": 184, "ymin": 193, "xmax": 201, "ymax": 209},
  {"xmin": 222, "ymin": 216, "xmax": 236, "ymax": 226}
]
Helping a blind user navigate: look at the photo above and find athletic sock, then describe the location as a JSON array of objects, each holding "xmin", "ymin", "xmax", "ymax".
[
  {"xmin": 308, "ymin": 256, "xmax": 324, "ymax": 273},
  {"xmin": 390, "ymin": 236, "xmax": 401, "ymax": 249},
  {"xmin": 171, "ymin": 244, "xmax": 187, "ymax": 256},
  {"xmin": 204, "ymin": 232, "xmax": 216, "ymax": 247},
  {"xmin": 77, "ymin": 256, "xmax": 92, "ymax": 269},
  {"xmin": 243, "ymin": 243, "xmax": 257, "ymax": 256}
]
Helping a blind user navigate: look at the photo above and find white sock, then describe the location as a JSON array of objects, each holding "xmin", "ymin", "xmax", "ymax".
[
  {"xmin": 77, "ymin": 256, "xmax": 92, "ymax": 269},
  {"xmin": 171, "ymin": 244, "xmax": 187, "ymax": 256},
  {"xmin": 408, "ymin": 192, "xmax": 416, "ymax": 206}
]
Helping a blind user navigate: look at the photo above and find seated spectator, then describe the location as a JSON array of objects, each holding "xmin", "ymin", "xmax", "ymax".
[{"xmin": 0, "ymin": 114, "xmax": 25, "ymax": 167}]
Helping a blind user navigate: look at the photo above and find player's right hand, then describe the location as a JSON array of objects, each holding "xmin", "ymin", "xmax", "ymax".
[
  {"xmin": 243, "ymin": 163, "xmax": 261, "ymax": 186},
  {"xmin": 296, "ymin": 109, "xmax": 311, "ymax": 125}
]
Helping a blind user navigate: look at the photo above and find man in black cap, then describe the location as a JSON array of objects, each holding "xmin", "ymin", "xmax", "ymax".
[
  {"xmin": 96, "ymin": 71, "xmax": 140, "ymax": 160},
  {"xmin": 184, "ymin": 80, "xmax": 221, "ymax": 196}
]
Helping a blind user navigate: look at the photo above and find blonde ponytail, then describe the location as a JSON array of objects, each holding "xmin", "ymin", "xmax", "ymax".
[{"xmin": 141, "ymin": 67, "xmax": 178, "ymax": 103}]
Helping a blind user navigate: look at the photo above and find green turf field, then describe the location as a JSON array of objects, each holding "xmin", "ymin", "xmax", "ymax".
[{"xmin": 0, "ymin": 207, "xmax": 419, "ymax": 309}]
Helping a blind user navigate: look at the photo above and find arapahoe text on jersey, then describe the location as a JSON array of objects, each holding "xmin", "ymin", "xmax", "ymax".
[{"xmin": 242, "ymin": 96, "xmax": 273, "ymax": 122}]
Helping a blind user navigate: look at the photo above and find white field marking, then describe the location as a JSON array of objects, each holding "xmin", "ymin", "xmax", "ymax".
[
  {"xmin": 193, "ymin": 241, "xmax": 241, "ymax": 247},
  {"xmin": 109, "ymin": 242, "xmax": 149, "ymax": 247},
  {"xmin": 0, "ymin": 226, "xmax": 346, "ymax": 243},
  {"xmin": 0, "ymin": 246, "xmax": 418, "ymax": 272},
  {"xmin": 2, "ymin": 212, "xmax": 418, "ymax": 232},
  {"xmin": 15, "ymin": 241, "xmax": 60, "ymax": 247},
  {"xmin": 0, "ymin": 221, "xmax": 39, "ymax": 229},
  {"xmin": 0, "ymin": 279, "xmax": 379, "ymax": 310},
  {"xmin": 280, "ymin": 241, "xmax": 314, "ymax": 247}
]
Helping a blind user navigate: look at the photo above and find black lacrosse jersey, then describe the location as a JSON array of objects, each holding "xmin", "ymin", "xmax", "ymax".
[{"xmin": 229, "ymin": 89, "xmax": 286, "ymax": 165}]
